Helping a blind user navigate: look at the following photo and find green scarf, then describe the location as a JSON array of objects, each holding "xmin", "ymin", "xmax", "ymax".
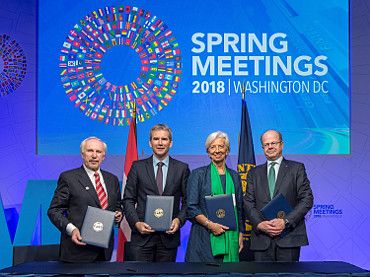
[{"xmin": 209, "ymin": 162, "xmax": 239, "ymax": 262}]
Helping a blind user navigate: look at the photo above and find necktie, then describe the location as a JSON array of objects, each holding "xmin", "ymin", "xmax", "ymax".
[
  {"xmin": 94, "ymin": 172, "xmax": 108, "ymax": 209},
  {"xmin": 156, "ymin": 162, "xmax": 164, "ymax": 195},
  {"xmin": 268, "ymin": 162, "xmax": 277, "ymax": 199}
]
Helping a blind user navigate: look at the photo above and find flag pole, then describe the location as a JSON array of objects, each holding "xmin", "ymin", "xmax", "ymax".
[
  {"xmin": 237, "ymin": 81, "xmax": 256, "ymax": 261},
  {"xmin": 116, "ymin": 101, "xmax": 138, "ymax": 262}
]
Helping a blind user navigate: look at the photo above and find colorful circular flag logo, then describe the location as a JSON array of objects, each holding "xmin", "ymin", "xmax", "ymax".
[
  {"xmin": 0, "ymin": 34, "xmax": 27, "ymax": 97},
  {"xmin": 59, "ymin": 6, "xmax": 182, "ymax": 126}
]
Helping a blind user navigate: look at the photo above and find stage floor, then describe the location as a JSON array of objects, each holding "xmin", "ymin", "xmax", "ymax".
[{"xmin": 0, "ymin": 261, "xmax": 369, "ymax": 276}]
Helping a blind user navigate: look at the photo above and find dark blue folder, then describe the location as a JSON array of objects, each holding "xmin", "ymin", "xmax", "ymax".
[
  {"xmin": 81, "ymin": 206, "xmax": 115, "ymax": 248},
  {"xmin": 144, "ymin": 195, "xmax": 174, "ymax": 231},
  {"xmin": 261, "ymin": 193, "xmax": 293, "ymax": 220},
  {"xmin": 205, "ymin": 194, "xmax": 237, "ymax": 230},
  {"xmin": 261, "ymin": 193, "xmax": 293, "ymax": 237}
]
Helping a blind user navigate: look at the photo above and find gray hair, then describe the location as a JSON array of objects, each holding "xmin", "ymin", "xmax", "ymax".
[
  {"xmin": 150, "ymin": 124, "xmax": 173, "ymax": 141},
  {"xmin": 80, "ymin": 136, "xmax": 107, "ymax": 154},
  {"xmin": 205, "ymin": 131, "xmax": 230, "ymax": 154}
]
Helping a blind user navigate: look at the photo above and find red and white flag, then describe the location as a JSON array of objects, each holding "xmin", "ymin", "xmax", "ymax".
[{"xmin": 116, "ymin": 117, "xmax": 138, "ymax": 262}]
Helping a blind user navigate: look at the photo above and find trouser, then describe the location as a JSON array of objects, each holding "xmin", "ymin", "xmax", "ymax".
[
  {"xmin": 130, "ymin": 233, "xmax": 177, "ymax": 262},
  {"xmin": 254, "ymin": 239, "xmax": 301, "ymax": 261}
]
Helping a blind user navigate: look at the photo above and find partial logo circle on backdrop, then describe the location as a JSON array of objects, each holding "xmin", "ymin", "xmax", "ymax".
[
  {"xmin": 59, "ymin": 6, "xmax": 182, "ymax": 126},
  {"xmin": 0, "ymin": 34, "xmax": 27, "ymax": 97}
]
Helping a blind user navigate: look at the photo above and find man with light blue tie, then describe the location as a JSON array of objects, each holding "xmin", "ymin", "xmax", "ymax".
[
  {"xmin": 122, "ymin": 124, "xmax": 190, "ymax": 262},
  {"xmin": 244, "ymin": 129, "xmax": 313, "ymax": 261}
]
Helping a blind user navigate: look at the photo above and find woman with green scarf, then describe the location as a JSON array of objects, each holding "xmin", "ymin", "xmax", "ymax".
[{"xmin": 185, "ymin": 131, "xmax": 244, "ymax": 262}]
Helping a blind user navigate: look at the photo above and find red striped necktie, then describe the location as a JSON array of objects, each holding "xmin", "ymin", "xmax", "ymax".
[{"xmin": 94, "ymin": 172, "xmax": 108, "ymax": 209}]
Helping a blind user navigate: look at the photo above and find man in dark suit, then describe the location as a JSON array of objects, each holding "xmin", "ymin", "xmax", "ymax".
[
  {"xmin": 244, "ymin": 130, "xmax": 313, "ymax": 261},
  {"xmin": 122, "ymin": 124, "xmax": 190, "ymax": 262},
  {"xmin": 48, "ymin": 137, "xmax": 122, "ymax": 262}
]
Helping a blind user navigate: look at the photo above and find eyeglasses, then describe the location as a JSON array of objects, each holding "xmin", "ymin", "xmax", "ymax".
[{"xmin": 262, "ymin": 141, "xmax": 282, "ymax": 148}]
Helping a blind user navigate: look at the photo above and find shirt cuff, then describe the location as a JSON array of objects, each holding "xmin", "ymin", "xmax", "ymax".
[{"xmin": 66, "ymin": 223, "xmax": 77, "ymax": 236}]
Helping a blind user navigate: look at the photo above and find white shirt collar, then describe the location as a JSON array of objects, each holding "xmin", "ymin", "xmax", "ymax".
[
  {"xmin": 267, "ymin": 156, "xmax": 283, "ymax": 166},
  {"xmin": 83, "ymin": 164, "xmax": 101, "ymax": 177}
]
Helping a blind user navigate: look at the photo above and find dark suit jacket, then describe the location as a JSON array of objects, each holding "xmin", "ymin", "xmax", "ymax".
[
  {"xmin": 244, "ymin": 158, "xmax": 313, "ymax": 251},
  {"xmin": 185, "ymin": 165, "xmax": 244, "ymax": 262},
  {"xmin": 47, "ymin": 166, "xmax": 122, "ymax": 262},
  {"xmin": 122, "ymin": 156, "xmax": 190, "ymax": 249}
]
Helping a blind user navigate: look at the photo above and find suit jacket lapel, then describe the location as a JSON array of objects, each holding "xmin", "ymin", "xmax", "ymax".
[
  {"xmin": 163, "ymin": 157, "xmax": 174, "ymax": 195},
  {"xmin": 77, "ymin": 166, "xmax": 101, "ymax": 207},
  {"xmin": 145, "ymin": 156, "xmax": 158, "ymax": 193},
  {"xmin": 274, "ymin": 158, "xmax": 289, "ymax": 196},
  {"xmin": 261, "ymin": 163, "xmax": 271, "ymax": 200},
  {"xmin": 102, "ymin": 170, "xmax": 113, "ymax": 208},
  {"xmin": 205, "ymin": 165, "xmax": 212, "ymax": 195}
]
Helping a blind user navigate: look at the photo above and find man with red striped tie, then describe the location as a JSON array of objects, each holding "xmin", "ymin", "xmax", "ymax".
[{"xmin": 48, "ymin": 137, "xmax": 122, "ymax": 262}]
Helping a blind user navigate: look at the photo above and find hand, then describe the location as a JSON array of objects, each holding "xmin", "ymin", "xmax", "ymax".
[
  {"xmin": 257, "ymin": 220, "xmax": 283, "ymax": 237},
  {"xmin": 71, "ymin": 228, "xmax": 86, "ymax": 246},
  {"xmin": 271, "ymin": 218, "xmax": 285, "ymax": 231},
  {"xmin": 114, "ymin": 211, "xmax": 123, "ymax": 223},
  {"xmin": 208, "ymin": 222, "xmax": 229, "ymax": 236},
  {"xmin": 135, "ymin": 221, "xmax": 155, "ymax": 235},
  {"xmin": 166, "ymin": 218, "xmax": 180, "ymax": 234},
  {"xmin": 238, "ymin": 232, "xmax": 244, "ymax": 253}
]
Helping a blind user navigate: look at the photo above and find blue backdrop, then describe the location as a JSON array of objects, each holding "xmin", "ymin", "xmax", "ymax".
[{"xmin": 37, "ymin": 0, "xmax": 349, "ymax": 154}]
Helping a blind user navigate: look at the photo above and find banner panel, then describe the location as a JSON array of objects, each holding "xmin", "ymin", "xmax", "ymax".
[{"xmin": 37, "ymin": 0, "xmax": 349, "ymax": 154}]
